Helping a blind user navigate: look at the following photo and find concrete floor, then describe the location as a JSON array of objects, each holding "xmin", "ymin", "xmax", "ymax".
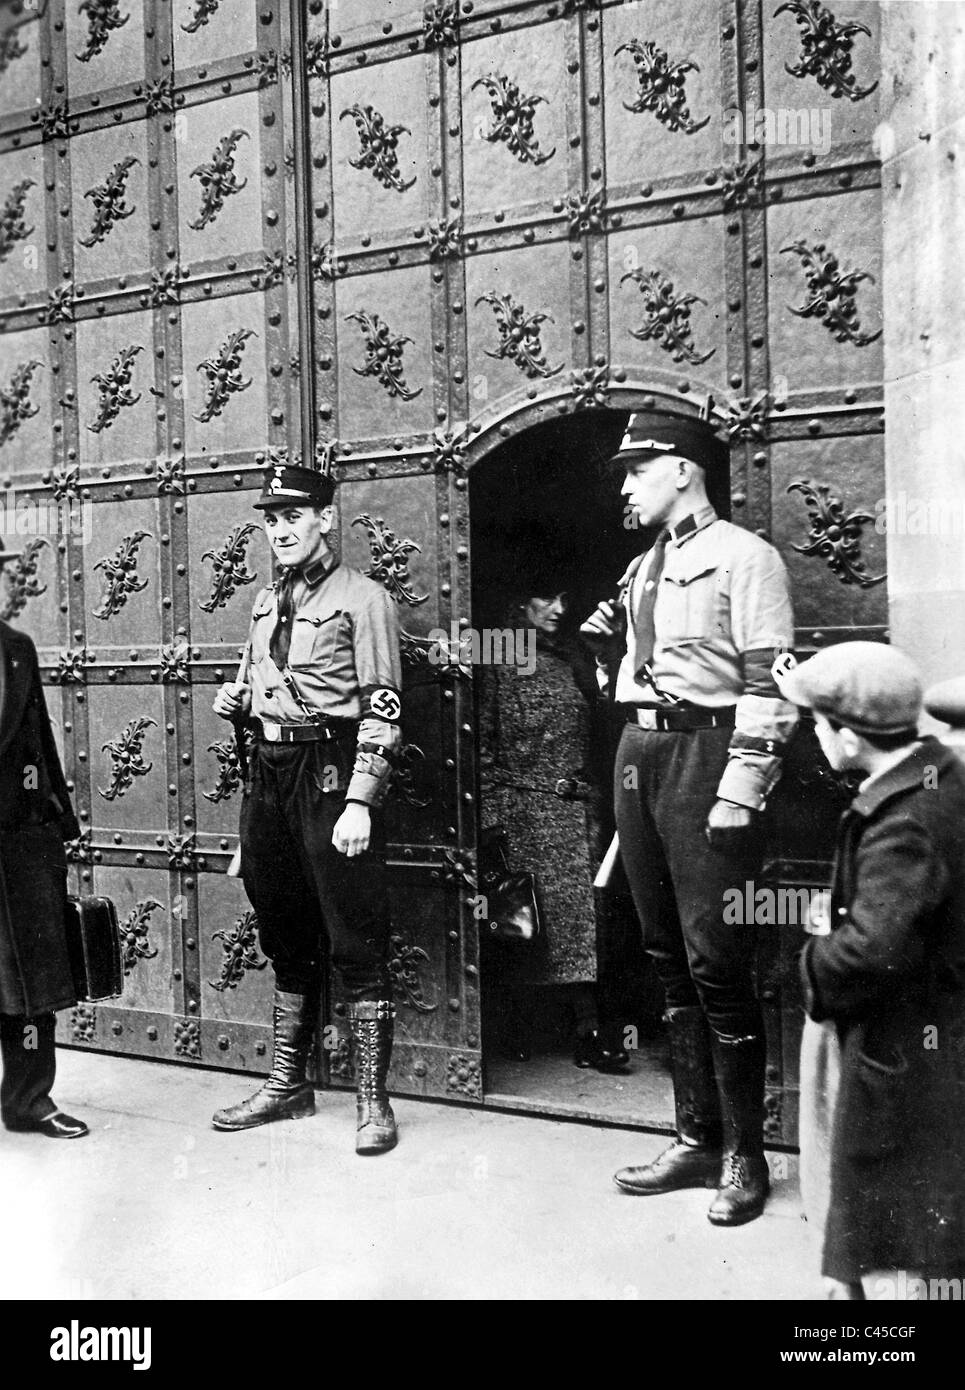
[{"xmin": 0, "ymin": 1048, "xmax": 820, "ymax": 1301}]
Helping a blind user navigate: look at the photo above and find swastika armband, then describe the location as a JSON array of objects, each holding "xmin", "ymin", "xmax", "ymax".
[{"xmin": 362, "ymin": 686, "xmax": 402, "ymax": 722}]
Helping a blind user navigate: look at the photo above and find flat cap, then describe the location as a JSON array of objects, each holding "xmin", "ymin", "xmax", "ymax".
[
  {"xmin": 614, "ymin": 411, "xmax": 728, "ymax": 471},
  {"xmin": 253, "ymin": 462, "xmax": 334, "ymax": 511},
  {"xmin": 924, "ymin": 676, "xmax": 965, "ymax": 729},
  {"xmin": 775, "ymin": 641, "xmax": 922, "ymax": 736}
]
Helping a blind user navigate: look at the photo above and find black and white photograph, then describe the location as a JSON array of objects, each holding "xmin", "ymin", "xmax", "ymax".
[{"xmin": 0, "ymin": 0, "xmax": 963, "ymax": 1349}]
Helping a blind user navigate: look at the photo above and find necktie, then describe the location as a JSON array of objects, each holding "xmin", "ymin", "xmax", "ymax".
[
  {"xmin": 633, "ymin": 529, "xmax": 670, "ymax": 679},
  {"xmin": 269, "ymin": 570, "xmax": 296, "ymax": 670}
]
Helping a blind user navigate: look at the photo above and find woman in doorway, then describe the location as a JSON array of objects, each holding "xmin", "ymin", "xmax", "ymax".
[{"xmin": 478, "ymin": 568, "xmax": 628, "ymax": 1072}]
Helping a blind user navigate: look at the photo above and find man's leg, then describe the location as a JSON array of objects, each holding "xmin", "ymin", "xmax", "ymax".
[
  {"xmin": 612, "ymin": 725, "xmax": 722, "ymax": 1194},
  {"xmin": 1, "ymin": 1013, "xmax": 88, "ymax": 1138},
  {"xmin": 212, "ymin": 747, "xmax": 321, "ymax": 1131}
]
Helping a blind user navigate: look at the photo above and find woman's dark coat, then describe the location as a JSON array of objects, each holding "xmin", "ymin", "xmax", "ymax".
[
  {"xmin": 0, "ymin": 619, "xmax": 79, "ymax": 1017},
  {"xmin": 801, "ymin": 737, "xmax": 965, "ymax": 1281}
]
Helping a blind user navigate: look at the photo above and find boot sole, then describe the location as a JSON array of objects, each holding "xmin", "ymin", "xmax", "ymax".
[
  {"xmin": 614, "ymin": 1173, "xmax": 720, "ymax": 1195},
  {"xmin": 211, "ymin": 1099, "xmax": 315, "ymax": 1131}
]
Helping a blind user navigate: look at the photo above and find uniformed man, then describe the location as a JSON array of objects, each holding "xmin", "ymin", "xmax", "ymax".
[
  {"xmin": 580, "ymin": 412, "xmax": 798, "ymax": 1224},
  {"xmin": 210, "ymin": 463, "xmax": 403, "ymax": 1156}
]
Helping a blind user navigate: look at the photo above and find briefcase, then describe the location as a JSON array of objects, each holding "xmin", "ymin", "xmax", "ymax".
[{"xmin": 65, "ymin": 895, "xmax": 123, "ymax": 1002}]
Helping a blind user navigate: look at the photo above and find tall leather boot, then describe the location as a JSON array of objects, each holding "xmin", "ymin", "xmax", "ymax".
[
  {"xmin": 347, "ymin": 999, "xmax": 397, "ymax": 1156},
  {"xmin": 212, "ymin": 989, "xmax": 316, "ymax": 1131},
  {"xmin": 707, "ymin": 1029, "xmax": 770, "ymax": 1226},
  {"xmin": 614, "ymin": 1005, "xmax": 722, "ymax": 1194}
]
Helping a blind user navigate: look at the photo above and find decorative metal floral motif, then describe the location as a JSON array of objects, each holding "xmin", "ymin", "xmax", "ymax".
[
  {"xmin": 159, "ymin": 641, "xmax": 190, "ymax": 684},
  {"xmin": 441, "ymin": 849, "xmax": 476, "ymax": 890},
  {"xmin": 340, "ymin": 105, "xmax": 416, "ymax": 193},
  {"xmin": 621, "ymin": 268, "xmax": 715, "ymax": 366},
  {"xmin": 87, "ymin": 344, "xmax": 143, "ymax": 434},
  {"xmin": 388, "ymin": 930, "xmax": 437, "ymax": 1011},
  {"xmin": 423, "ymin": 2, "xmax": 458, "ymax": 48},
  {"xmin": 446, "ymin": 1054, "xmax": 482, "ymax": 1098},
  {"xmin": 54, "ymin": 647, "xmax": 93, "ymax": 684},
  {"xmin": 0, "ymin": 31, "xmax": 28, "ymax": 81},
  {"xmin": 76, "ymin": 0, "xmax": 129, "ymax": 64},
  {"xmin": 781, "ymin": 240, "xmax": 880, "ymax": 346},
  {"xmin": 787, "ymin": 480, "xmax": 886, "ymax": 587},
  {"xmin": 257, "ymin": 49, "xmax": 278, "ymax": 89},
  {"xmin": 352, "ymin": 514, "xmax": 429, "ymax": 607},
  {"xmin": 209, "ymin": 910, "xmax": 267, "ymax": 992},
  {"xmin": 181, "ymin": 0, "xmax": 220, "ymax": 34},
  {"xmin": 92, "ymin": 529, "xmax": 151, "ymax": 621},
  {"xmin": 567, "ymin": 188, "xmax": 607, "ymax": 237},
  {"xmin": 150, "ymin": 264, "xmax": 187, "ymax": 305},
  {"xmin": 400, "ymin": 632, "xmax": 433, "ymax": 669},
  {"xmin": 44, "ymin": 281, "xmax": 76, "ymax": 324},
  {"xmin": 616, "ymin": 39, "xmax": 710, "ymax": 135},
  {"xmin": 0, "ymin": 179, "xmax": 34, "ymax": 265},
  {"xmin": 155, "ymin": 456, "xmax": 186, "ymax": 495},
  {"xmin": 472, "ymin": 73, "xmax": 555, "ymax": 166},
  {"xmin": 327, "ymin": 1032, "xmax": 353, "ymax": 1080},
  {"xmin": 202, "ymin": 738, "xmax": 242, "ymax": 803},
  {"xmin": 51, "ymin": 464, "xmax": 80, "ymax": 502},
  {"xmin": 65, "ymin": 829, "xmax": 93, "ymax": 864},
  {"xmin": 477, "ymin": 291, "xmax": 563, "ymax": 379},
  {"xmin": 775, "ymin": 0, "xmax": 877, "ymax": 102},
  {"xmin": 347, "ymin": 311, "xmax": 422, "ymax": 401},
  {"xmin": 0, "ymin": 359, "xmax": 42, "ymax": 448},
  {"xmin": 188, "ymin": 129, "xmax": 249, "ymax": 232},
  {"xmin": 166, "ymin": 832, "xmax": 197, "ymax": 870},
  {"xmin": 41, "ymin": 103, "xmax": 70, "ymax": 141},
  {"xmin": 194, "ymin": 328, "xmax": 256, "ymax": 423},
  {"xmin": 174, "ymin": 1018, "xmax": 201, "ymax": 1059},
  {"xmin": 199, "ymin": 521, "xmax": 259, "ymax": 613},
  {"xmin": 119, "ymin": 899, "xmax": 161, "ymax": 976},
  {"xmin": 310, "ymin": 241, "xmax": 337, "ymax": 280},
  {"xmin": 71, "ymin": 1005, "xmax": 97, "ymax": 1043},
  {"xmin": 305, "ymin": 34, "xmax": 328, "ymax": 79},
  {"xmin": 432, "ymin": 426, "xmax": 469, "ymax": 474},
  {"xmin": 724, "ymin": 390, "xmax": 770, "ymax": 442},
  {"xmin": 570, "ymin": 364, "xmax": 611, "ymax": 409},
  {"xmin": 392, "ymin": 744, "xmax": 433, "ymax": 813},
  {"xmin": 145, "ymin": 76, "xmax": 174, "ymax": 115},
  {"xmin": 79, "ymin": 156, "xmax": 139, "ymax": 248},
  {"xmin": 98, "ymin": 717, "xmax": 156, "ymax": 801},
  {"xmin": 720, "ymin": 155, "xmax": 764, "ymax": 211},
  {"xmin": 428, "ymin": 217, "xmax": 462, "ymax": 261},
  {"xmin": 0, "ymin": 537, "xmax": 49, "ymax": 622}
]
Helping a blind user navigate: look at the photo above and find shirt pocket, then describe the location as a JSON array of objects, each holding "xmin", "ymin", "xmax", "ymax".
[
  {"xmin": 656, "ymin": 563, "xmax": 720, "ymax": 642},
  {"xmin": 288, "ymin": 610, "xmax": 343, "ymax": 670}
]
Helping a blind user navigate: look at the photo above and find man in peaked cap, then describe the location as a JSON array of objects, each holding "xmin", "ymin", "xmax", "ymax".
[
  {"xmin": 581, "ymin": 411, "xmax": 798, "ymax": 1225},
  {"xmin": 210, "ymin": 462, "xmax": 403, "ymax": 1155},
  {"xmin": 777, "ymin": 642, "xmax": 965, "ymax": 1296}
]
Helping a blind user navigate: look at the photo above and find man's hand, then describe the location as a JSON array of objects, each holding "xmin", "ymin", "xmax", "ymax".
[
  {"xmin": 333, "ymin": 802, "xmax": 371, "ymax": 857},
  {"xmin": 705, "ymin": 799, "xmax": 757, "ymax": 853},
  {"xmin": 579, "ymin": 599, "xmax": 626, "ymax": 656},
  {"xmin": 213, "ymin": 681, "xmax": 251, "ymax": 720}
]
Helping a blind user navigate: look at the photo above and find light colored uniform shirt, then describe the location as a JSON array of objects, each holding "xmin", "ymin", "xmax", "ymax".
[
  {"xmin": 606, "ymin": 506, "xmax": 799, "ymax": 810},
  {"xmin": 247, "ymin": 559, "xmax": 402, "ymax": 806}
]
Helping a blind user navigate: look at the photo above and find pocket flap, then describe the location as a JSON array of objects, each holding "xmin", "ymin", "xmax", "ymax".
[{"xmin": 664, "ymin": 563, "xmax": 717, "ymax": 588}]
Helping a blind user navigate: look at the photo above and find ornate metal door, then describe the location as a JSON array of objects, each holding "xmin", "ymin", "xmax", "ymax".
[{"xmin": 1, "ymin": 0, "xmax": 885, "ymax": 1138}]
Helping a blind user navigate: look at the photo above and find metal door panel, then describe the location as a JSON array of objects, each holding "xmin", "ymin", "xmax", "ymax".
[
  {"xmin": 193, "ymin": 696, "xmax": 246, "ymax": 841},
  {"xmin": 180, "ymin": 295, "xmax": 268, "ymax": 459},
  {"xmin": 198, "ymin": 873, "xmax": 274, "ymax": 1030},
  {"xmin": 187, "ymin": 488, "xmax": 271, "ymax": 646},
  {"xmin": 97, "ymin": 866, "xmax": 174, "ymax": 1013},
  {"xmin": 460, "ymin": 23, "xmax": 568, "ymax": 219},
  {"xmin": 172, "ymin": 0, "xmax": 259, "ymax": 70},
  {"xmin": 0, "ymin": 147, "xmax": 45, "ymax": 303},
  {"xmin": 602, "ymin": 0, "xmax": 722, "ymax": 192},
  {"xmin": 0, "ymin": 326, "xmax": 54, "ymax": 479},
  {"xmin": 766, "ymin": 188, "xmax": 883, "ymax": 393},
  {"xmin": 65, "ymin": 0, "xmax": 147, "ymax": 100},
  {"xmin": 87, "ymin": 683, "xmax": 167, "ymax": 832},
  {"xmin": 606, "ymin": 217, "xmax": 727, "ymax": 378},
  {"xmin": 337, "ymin": 473, "xmax": 439, "ymax": 629},
  {"xmin": 76, "ymin": 310, "xmax": 156, "ymax": 468},
  {"xmin": 464, "ymin": 243, "xmax": 570, "ymax": 409},
  {"xmin": 83, "ymin": 496, "xmax": 162, "ymax": 647},
  {"xmin": 334, "ymin": 265, "xmax": 435, "ymax": 438},
  {"xmin": 174, "ymin": 91, "xmax": 264, "ymax": 266},
  {"xmin": 0, "ymin": 8, "xmax": 43, "ymax": 119},
  {"xmin": 329, "ymin": 55, "xmax": 430, "ymax": 242},
  {"xmin": 330, "ymin": 0, "xmax": 426, "ymax": 40},
  {"xmin": 69, "ymin": 123, "xmax": 151, "ymax": 286},
  {"xmin": 0, "ymin": 523, "xmax": 62, "ymax": 645}
]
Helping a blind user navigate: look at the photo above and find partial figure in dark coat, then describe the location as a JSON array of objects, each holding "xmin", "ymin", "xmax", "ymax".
[
  {"xmin": 0, "ymin": 589, "xmax": 88, "ymax": 1139},
  {"xmin": 779, "ymin": 642, "xmax": 965, "ymax": 1298}
]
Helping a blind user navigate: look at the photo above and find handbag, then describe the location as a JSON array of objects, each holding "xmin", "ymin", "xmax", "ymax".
[
  {"xmin": 65, "ymin": 895, "xmax": 123, "ymax": 1002},
  {"xmin": 479, "ymin": 826, "xmax": 542, "ymax": 945}
]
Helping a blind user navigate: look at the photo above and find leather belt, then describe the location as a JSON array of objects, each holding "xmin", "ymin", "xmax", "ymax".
[
  {"xmin": 624, "ymin": 705, "xmax": 736, "ymax": 731},
  {"xmin": 253, "ymin": 718, "xmax": 352, "ymax": 744}
]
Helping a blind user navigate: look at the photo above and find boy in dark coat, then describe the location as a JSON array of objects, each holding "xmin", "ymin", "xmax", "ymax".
[
  {"xmin": 0, "ymin": 593, "xmax": 88, "ymax": 1139},
  {"xmin": 778, "ymin": 642, "xmax": 965, "ymax": 1298}
]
